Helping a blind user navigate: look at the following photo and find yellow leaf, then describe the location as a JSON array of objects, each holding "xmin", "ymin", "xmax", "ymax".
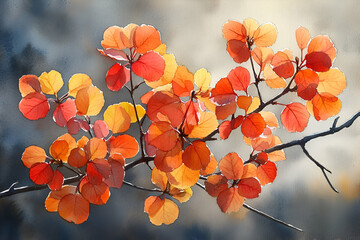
[
  {"xmin": 254, "ymin": 23, "xmax": 277, "ymax": 47},
  {"xmin": 68, "ymin": 74, "xmax": 92, "ymax": 97},
  {"xmin": 246, "ymin": 97, "xmax": 260, "ymax": 114},
  {"xmin": 317, "ymin": 68, "xmax": 346, "ymax": 96},
  {"xmin": 188, "ymin": 111, "xmax": 218, "ymax": 139},
  {"xmin": 103, "ymin": 104, "xmax": 131, "ymax": 133},
  {"xmin": 145, "ymin": 196, "xmax": 179, "ymax": 226},
  {"xmin": 75, "ymin": 86, "xmax": 104, "ymax": 116},
  {"xmin": 166, "ymin": 164, "xmax": 200, "ymax": 189},
  {"xmin": 243, "ymin": 18, "xmax": 259, "ymax": 38},
  {"xmin": 264, "ymin": 64, "xmax": 286, "ymax": 89},
  {"xmin": 118, "ymin": 102, "xmax": 146, "ymax": 123},
  {"xmin": 194, "ymin": 68, "xmax": 211, "ymax": 92},
  {"xmin": 39, "ymin": 70, "xmax": 64, "ymax": 95},
  {"xmin": 153, "ymin": 43, "xmax": 167, "ymax": 56}
]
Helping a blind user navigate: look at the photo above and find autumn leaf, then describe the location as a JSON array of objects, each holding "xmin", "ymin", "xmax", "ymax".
[
  {"xmin": 103, "ymin": 104, "xmax": 131, "ymax": 133},
  {"xmin": 183, "ymin": 140, "xmax": 211, "ymax": 171},
  {"xmin": 68, "ymin": 73, "xmax": 92, "ymax": 97},
  {"xmin": 19, "ymin": 75, "xmax": 41, "ymax": 97},
  {"xmin": 19, "ymin": 92, "xmax": 50, "ymax": 120},
  {"xmin": 38, "ymin": 70, "xmax": 63, "ymax": 95},
  {"xmin": 58, "ymin": 193, "xmax": 90, "ymax": 224},
  {"xmin": 132, "ymin": 51, "xmax": 165, "ymax": 81},
  {"xmin": 281, "ymin": 102, "xmax": 309, "ymax": 132},
  {"xmin": 219, "ymin": 152, "xmax": 243, "ymax": 180},
  {"xmin": 107, "ymin": 134, "xmax": 139, "ymax": 158},
  {"xmin": 144, "ymin": 196, "xmax": 179, "ymax": 226},
  {"xmin": 75, "ymin": 86, "xmax": 104, "ymax": 116},
  {"xmin": 105, "ymin": 63, "xmax": 130, "ymax": 91},
  {"xmin": 22, "ymin": 145, "xmax": 47, "ymax": 168},
  {"xmin": 217, "ymin": 187, "xmax": 244, "ymax": 213}
]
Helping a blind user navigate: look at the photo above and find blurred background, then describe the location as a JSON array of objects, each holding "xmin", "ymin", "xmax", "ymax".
[{"xmin": 1, "ymin": 0, "xmax": 360, "ymax": 239}]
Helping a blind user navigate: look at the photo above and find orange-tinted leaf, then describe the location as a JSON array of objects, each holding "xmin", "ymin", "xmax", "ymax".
[
  {"xmin": 145, "ymin": 196, "xmax": 179, "ymax": 226},
  {"xmin": 29, "ymin": 162, "xmax": 54, "ymax": 185},
  {"xmin": 281, "ymin": 102, "xmax": 309, "ymax": 132},
  {"xmin": 68, "ymin": 73, "xmax": 92, "ymax": 97},
  {"xmin": 241, "ymin": 113, "xmax": 266, "ymax": 138},
  {"xmin": 19, "ymin": 92, "xmax": 50, "ymax": 120},
  {"xmin": 242, "ymin": 163, "xmax": 257, "ymax": 179},
  {"xmin": 101, "ymin": 26, "xmax": 126, "ymax": 50},
  {"xmin": 294, "ymin": 69, "xmax": 319, "ymax": 100},
  {"xmin": 93, "ymin": 120, "xmax": 109, "ymax": 139},
  {"xmin": 133, "ymin": 51, "xmax": 165, "ymax": 82},
  {"xmin": 105, "ymin": 63, "xmax": 130, "ymax": 91},
  {"xmin": 53, "ymin": 99, "xmax": 77, "ymax": 127},
  {"xmin": 271, "ymin": 51, "xmax": 294, "ymax": 79},
  {"xmin": 251, "ymin": 47, "xmax": 274, "ymax": 71},
  {"xmin": 50, "ymin": 140, "xmax": 69, "ymax": 161},
  {"xmin": 58, "ymin": 193, "xmax": 89, "ymax": 224},
  {"xmin": 147, "ymin": 91, "xmax": 185, "ymax": 127},
  {"xmin": 211, "ymin": 78, "xmax": 237, "ymax": 106},
  {"xmin": 104, "ymin": 159, "xmax": 125, "ymax": 188},
  {"xmin": 312, "ymin": 92, "xmax": 341, "ymax": 121},
  {"xmin": 243, "ymin": 18, "xmax": 259, "ymax": 38},
  {"xmin": 205, "ymin": 175, "xmax": 228, "ymax": 197},
  {"xmin": 237, "ymin": 95, "xmax": 252, "ymax": 112},
  {"xmin": 253, "ymin": 23, "xmax": 277, "ymax": 47},
  {"xmin": 263, "ymin": 64, "xmax": 286, "ymax": 88},
  {"xmin": 120, "ymin": 23, "xmax": 138, "ymax": 48},
  {"xmin": 188, "ymin": 111, "xmax": 218, "ymax": 139},
  {"xmin": 227, "ymin": 66, "xmax": 250, "ymax": 92},
  {"xmin": 317, "ymin": 68, "xmax": 346, "ymax": 96},
  {"xmin": 45, "ymin": 185, "xmax": 76, "ymax": 212},
  {"xmin": 260, "ymin": 111, "xmax": 278, "ymax": 128},
  {"xmin": 215, "ymin": 102, "xmax": 237, "ymax": 120},
  {"xmin": 19, "ymin": 75, "xmax": 41, "ymax": 97},
  {"xmin": 170, "ymin": 186, "xmax": 193, "ymax": 203},
  {"xmin": 108, "ymin": 153, "xmax": 125, "ymax": 166},
  {"xmin": 48, "ymin": 169, "xmax": 64, "ymax": 191},
  {"xmin": 107, "ymin": 134, "xmax": 139, "ymax": 158},
  {"xmin": 151, "ymin": 167, "xmax": 168, "ymax": 191},
  {"xmin": 172, "ymin": 66, "xmax": 194, "ymax": 97},
  {"xmin": 166, "ymin": 164, "xmax": 200, "ymax": 189},
  {"xmin": 77, "ymin": 136, "xmax": 89, "ymax": 148},
  {"xmin": 226, "ymin": 39, "xmax": 251, "ymax": 63},
  {"xmin": 257, "ymin": 161, "xmax": 277, "ymax": 185},
  {"xmin": 237, "ymin": 177, "xmax": 261, "ymax": 199},
  {"xmin": 200, "ymin": 154, "xmax": 218, "ymax": 175},
  {"xmin": 222, "ymin": 20, "xmax": 247, "ymax": 42},
  {"xmin": 296, "ymin": 27, "xmax": 310, "ymax": 50},
  {"xmin": 305, "ymin": 52, "xmax": 332, "ymax": 72},
  {"xmin": 183, "ymin": 140, "xmax": 211, "ymax": 171},
  {"xmin": 218, "ymin": 116, "xmax": 243, "ymax": 140},
  {"xmin": 268, "ymin": 136, "xmax": 286, "ymax": 161},
  {"xmin": 134, "ymin": 25, "xmax": 161, "ymax": 54},
  {"xmin": 22, "ymin": 145, "xmax": 46, "ymax": 168},
  {"xmin": 217, "ymin": 187, "xmax": 244, "ymax": 213},
  {"xmin": 154, "ymin": 141, "xmax": 182, "ymax": 172},
  {"xmin": 38, "ymin": 70, "xmax": 63, "ymax": 95},
  {"xmin": 98, "ymin": 48, "xmax": 128, "ymax": 62},
  {"xmin": 219, "ymin": 152, "xmax": 243, "ymax": 180},
  {"xmin": 308, "ymin": 35, "xmax": 336, "ymax": 61},
  {"xmin": 145, "ymin": 54, "xmax": 177, "ymax": 89},
  {"xmin": 68, "ymin": 148, "xmax": 88, "ymax": 168},
  {"xmin": 84, "ymin": 138, "xmax": 107, "ymax": 160},
  {"xmin": 103, "ymin": 103, "xmax": 131, "ymax": 133},
  {"xmin": 75, "ymin": 86, "xmax": 104, "ymax": 116},
  {"xmin": 80, "ymin": 181, "xmax": 110, "ymax": 205},
  {"xmin": 118, "ymin": 102, "xmax": 146, "ymax": 123},
  {"xmin": 251, "ymin": 135, "xmax": 273, "ymax": 152},
  {"xmin": 147, "ymin": 121, "xmax": 178, "ymax": 151}
]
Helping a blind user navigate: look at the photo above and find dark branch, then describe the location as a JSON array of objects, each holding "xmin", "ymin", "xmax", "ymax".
[{"xmin": 123, "ymin": 180, "xmax": 162, "ymax": 192}]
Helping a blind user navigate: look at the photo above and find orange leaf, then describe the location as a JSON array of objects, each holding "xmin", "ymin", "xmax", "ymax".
[
  {"xmin": 147, "ymin": 121, "xmax": 178, "ymax": 151},
  {"xmin": 19, "ymin": 75, "xmax": 41, "ymax": 97},
  {"xmin": 312, "ymin": 92, "xmax": 341, "ymax": 121},
  {"xmin": 260, "ymin": 111, "xmax": 278, "ymax": 128},
  {"xmin": 253, "ymin": 23, "xmax": 277, "ymax": 47},
  {"xmin": 226, "ymin": 39, "xmax": 251, "ymax": 63},
  {"xmin": 251, "ymin": 47, "xmax": 274, "ymax": 71},
  {"xmin": 205, "ymin": 175, "xmax": 228, "ymax": 197},
  {"xmin": 210, "ymin": 78, "xmax": 237, "ymax": 106},
  {"xmin": 84, "ymin": 138, "xmax": 107, "ymax": 160},
  {"xmin": 183, "ymin": 140, "xmax": 211, "ymax": 171},
  {"xmin": 305, "ymin": 52, "xmax": 332, "ymax": 72},
  {"xmin": 58, "ymin": 193, "xmax": 90, "ymax": 224},
  {"xmin": 154, "ymin": 141, "xmax": 182, "ymax": 172},
  {"xmin": 146, "ymin": 91, "xmax": 185, "ymax": 127},
  {"xmin": 241, "ymin": 163, "xmax": 257, "ymax": 179},
  {"xmin": 104, "ymin": 159, "xmax": 125, "ymax": 189},
  {"xmin": 200, "ymin": 154, "xmax": 218, "ymax": 176},
  {"xmin": 308, "ymin": 35, "xmax": 336, "ymax": 61},
  {"xmin": 217, "ymin": 187, "xmax": 244, "ymax": 213},
  {"xmin": 222, "ymin": 20, "xmax": 247, "ymax": 42},
  {"xmin": 145, "ymin": 54, "xmax": 178, "ymax": 89},
  {"xmin": 271, "ymin": 51, "xmax": 294, "ymax": 79},
  {"xmin": 294, "ymin": 69, "xmax": 319, "ymax": 100},
  {"xmin": 48, "ymin": 169, "xmax": 64, "ymax": 191},
  {"xmin": 134, "ymin": 25, "xmax": 161, "ymax": 54},
  {"xmin": 22, "ymin": 145, "xmax": 46, "ymax": 168},
  {"xmin": 317, "ymin": 68, "xmax": 346, "ymax": 96},
  {"xmin": 105, "ymin": 63, "xmax": 130, "ymax": 91},
  {"xmin": 68, "ymin": 148, "xmax": 88, "ymax": 168},
  {"xmin": 170, "ymin": 186, "xmax": 193, "ymax": 203},
  {"xmin": 166, "ymin": 164, "xmax": 200, "ymax": 189},
  {"xmin": 237, "ymin": 95, "xmax": 252, "ymax": 112},
  {"xmin": 50, "ymin": 140, "xmax": 69, "ymax": 161},
  {"xmin": 107, "ymin": 134, "xmax": 139, "ymax": 158},
  {"xmin": 241, "ymin": 113, "xmax": 266, "ymax": 138},
  {"xmin": 101, "ymin": 26, "xmax": 127, "ymax": 50},
  {"xmin": 257, "ymin": 161, "xmax": 277, "ymax": 185},
  {"xmin": 56, "ymin": 133, "xmax": 77, "ymax": 159},
  {"xmin": 172, "ymin": 66, "xmax": 194, "ymax": 97},
  {"xmin": 68, "ymin": 73, "xmax": 92, "ymax": 97},
  {"xmin": 103, "ymin": 103, "xmax": 131, "ymax": 133},
  {"xmin": 215, "ymin": 102, "xmax": 237, "ymax": 120},
  {"xmin": 219, "ymin": 115, "xmax": 244, "ymax": 140},
  {"xmin": 53, "ymin": 99, "xmax": 77, "ymax": 127},
  {"xmin": 133, "ymin": 51, "xmax": 165, "ymax": 82},
  {"xmin": 263, "ymin": 64, "xmax": 286, "ymax": 89},
  {"xmin": 45, "ymin": 185, "xmax": 76, "ymax": 212},
  {"xmin": 19, "ymin": 92, "xmax": 50, "ymax": 120},
  {"xmin": 151, "ymin": 167, "xmax": 168, "ymax": 191},
  {"xmin": 29, "ymin": 162, "xmax": 54, "ymax": 185},
  {"xmin": 237, "ymin": 178, "xmax": 261, "ymax": 199},
  {"xmin": 145, "ymin": 196, "xmax": 179, "ymax": 226},
  {"xmin": 219, "ymin": 152, "xmax": 243, "ymax": 180},
  {"xmin": 77, "ymin": 136, "xmax": 89, "ymax": 148},
  {"xmin": 80, "ymin": 181, "xmax": 110, "ymax": 205},
  {"xmin": 281, "ymin": 102, "xmax": 309, "ymax": 132},
  {"xmin": 75, "ymin": 86, "xmax": 104, "ymax": 116},
  {"xmin": 227, "ymin": 66, "xmax": 250, "ymax": 92},
  {"xmin": 296, "ymin": 27, "xmax": 310, "ymax": 50},
  {"xmin": 188, "ymin": 111, "xmax": 218, "ymax": 139},
  {"xmin": 38, "ymin": 70, "xmax": 63, "ymax": 95},
  {"xmin": 243, "ymin": 18, "xmax": 259, "ymax": 38}
]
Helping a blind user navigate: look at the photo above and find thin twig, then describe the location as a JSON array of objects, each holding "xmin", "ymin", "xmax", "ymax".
[{"xmin": 123, "ymin": 180, "xmax": 162, "ymax": 192}]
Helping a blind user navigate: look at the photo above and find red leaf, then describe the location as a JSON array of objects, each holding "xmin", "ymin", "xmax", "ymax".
[
  {"xmin": 86, "ymin": 159, "xmax": 111, "ymax": 184},
  {"xmin": 93, "ymin": 120, "xmax": 109, "ymax": 138},
  {"xmin": 67, "ymin": 117, "xmax": 89, "ymax": 135},
  {"xmin": 294, "ymin": 69, "xmax": 319, "ymax": 100},
  {"xmin": 227, "ymin": 66, "xmax": 250, "ymax": 91},
  {"xmin": 257, "ymin": 161, "xmax": 277, "ymax": 185},
  {"xmin": 237, "ymin": 177, "xmax": 261, "ymax": 199},
  {"xmin": 217, "ymin": 187, "xmax": 244, "ymax": 213},
  {"xmin": 132, "ymin": 51, "xmax": 165, "ymax": 82},
  {"xmin": 205, "ymin": 175, "xmax": 228, "ymax": 197},
  {"xmin": 53, "ymin": 99, "xmax": 77, "ymax": 127},
  {"xmin": 107, "ymin": 134, "xmax": 139, "ymax": 158},
  {"xmin": 104, "ymin": 159, "xmax": 125, "ymax": 188},
  {"xmin": 97, "ymin": 48, "xmax": 128, "ymax": 62},
  {"xmin": 219, "ymin": 115, "xmax": 244, "ymax": 140},
  {"xmin": 281, "ymin": 102, "xmax": 309, "ymax": 132},
  {"xmin": 182, "ymin": 140, "xmax": 211, "ymax": 171},
  {"xmin": 105, "ymin": 63, "xmax": 130, "ymax": 91},
  {"xmin": 226, "ymin": 39, "xmax": 250, "ymax": 63},
  {"xmin": 305, "ymin": 52, "xmax": 332, "ymax": 72},
  {"xmin": 48, "ymin": 169, "xmax": 64, "ymax": 191},
  {"xmin": 219, "ymin": 152, "xmax": 243, "ymax": 180},
  {"xmin": 210, "ymin": 78, "xmax": 237, "ymax": 106},
  {"xmin": 147, "ymin": 122, "xmax": 179, "ymax": 152},
  {"xmin": 29, "ymin": 162, "xmax": 54, "ymax": 185},
  {"xmin": 241, "ymin": 113, "xmax": 266, "ymax": 138},
  {"xmin": 19, "ymin": 92, "xmax": 50, "ymax": 120},
  {"xmin": 271, "ymin": 51, "xmax": 294, "ymax": 79}
]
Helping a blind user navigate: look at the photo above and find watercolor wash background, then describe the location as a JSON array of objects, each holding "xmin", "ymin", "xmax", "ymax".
[{"xmin": 0, "ymin": 0, "xmax": 360, "ymax": 239}]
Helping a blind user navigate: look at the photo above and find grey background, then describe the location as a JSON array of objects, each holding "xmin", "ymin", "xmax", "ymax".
[{"xmin": 0, "ymin": 0, "xmax": 360, "ymax": 239}]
